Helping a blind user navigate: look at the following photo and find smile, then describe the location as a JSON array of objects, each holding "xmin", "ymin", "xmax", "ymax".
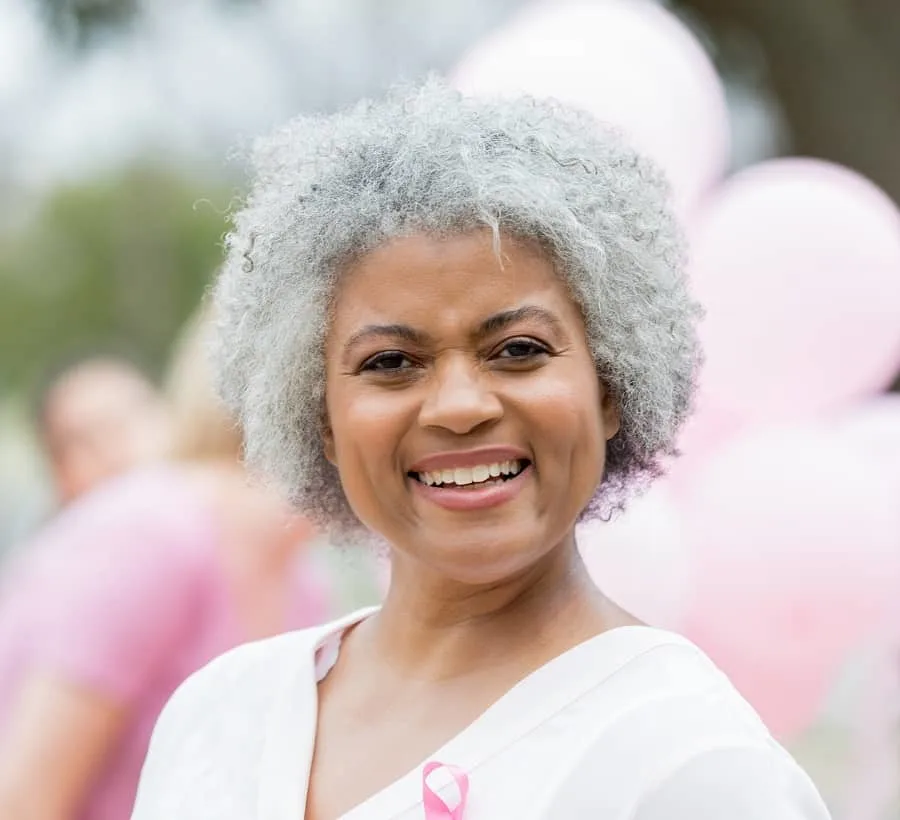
[
  {"xmin": 410, "ymin": 459, "xmax": 528, "ymax": 488},
  {"xmin": 407, "ymin": 460, "xmax": 532, "ymax": 512}
]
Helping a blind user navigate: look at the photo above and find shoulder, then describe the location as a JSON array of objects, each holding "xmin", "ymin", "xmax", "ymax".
[
  {"xmin": 148, "ymin": 621, "xmax": 329, "ymax": 745},
  {"xmin": 132, "ymin": 610, "xmax": 376, "ymax": 818},
  {"xmin": 28, "ymin": 469, "xmax": 214, "ymax": 627},
  {"xmin": 152, "ymin": 606, "xmax": 377, "ymax": 731},
  {"xmin": 577, "ymin": 625, "xmax": 773, "ymax": 749},
  {"xmin": 579, "ymin": 625, "xmax": 756, "ymax": 710},
  {"xmin": 18, "ymin": 470, "xmax": 216, "ymax": 687},
  {"xmin": 35, "ymin": 466, "xmax": 212, "ymax": 567},
  {"xmin": 131, "ymin": 629, "xmax": 316, "ymax": 818},
  {"xmin": 629, "ymin": 743, "xmax": 832, "ymax": 819},
  {"xmin": 546, "ymin": 627, "xmax": 830, "ymax": 818},
  {"xmin": 62, "ymin": 466, "xmax": 193, "ymax": 522}
]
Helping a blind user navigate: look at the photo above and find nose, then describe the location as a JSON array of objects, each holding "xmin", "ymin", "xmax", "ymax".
[{"xmin": 417, "ymin": 355, "xmax": 503, "ymax": 435}]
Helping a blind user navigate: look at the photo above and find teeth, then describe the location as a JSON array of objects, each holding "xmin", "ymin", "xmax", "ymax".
[{"xmin": 415, "ymin": 460, "xmax": 525, "ymax": 487}]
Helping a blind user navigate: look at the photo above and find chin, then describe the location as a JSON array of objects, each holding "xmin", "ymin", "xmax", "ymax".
[{"xmin": 418, "ymin": 527, "xmax": 551, "ymax": 585}]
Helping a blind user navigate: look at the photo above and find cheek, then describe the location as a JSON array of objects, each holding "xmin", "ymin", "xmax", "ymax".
[
  {"xmin": 326, "ymin": 381, "xmax": 412, "ymax": 486},
  {"xmin": 514, "ymin": 365, "xmax": 605, "ymax": 474},
  {"xmin": 326, "ymin": 386, "xmax": 423, "ymax": 536}
]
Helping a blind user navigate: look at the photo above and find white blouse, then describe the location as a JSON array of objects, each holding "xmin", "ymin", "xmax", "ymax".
[{"xmin": 131, "ymin": 607, "xmax": 831, "ymax": 819}]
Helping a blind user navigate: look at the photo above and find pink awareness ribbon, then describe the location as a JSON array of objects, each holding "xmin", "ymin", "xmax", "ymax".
[{"xmin": 422, "ymin": 761, "xmax": 469, "ymax": 819}]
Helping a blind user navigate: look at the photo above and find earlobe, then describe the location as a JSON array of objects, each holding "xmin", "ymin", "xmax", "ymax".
[
  {"xmin": 601, "ymin": 392, "xmax": 621, "ymax": 442},
  {"xmin": 320, "ymin": 400, "xmax": 337, "ymax": 465},
  {"xmin": 322, "ymin": 426, "xmax": 337, "ymax": 465}
]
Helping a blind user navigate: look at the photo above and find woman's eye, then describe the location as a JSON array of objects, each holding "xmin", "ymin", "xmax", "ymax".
[
  {"xmin": 497, "ymin": 339, "xmax": 550, "ymax": 359},
  {"xmin": 360, "ymin": 351, "xmax": 414, "ymax": 372}
]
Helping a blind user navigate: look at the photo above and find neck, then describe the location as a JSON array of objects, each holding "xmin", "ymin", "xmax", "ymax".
[{"xmin": 366, "ymin": 534, "xmax": 619, "ymax": 681}]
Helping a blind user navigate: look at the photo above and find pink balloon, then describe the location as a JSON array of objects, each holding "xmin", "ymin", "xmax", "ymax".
[
  {"xmin": 451, "ymin": 0, "xmax": 730, "ymax": 218},
  {"xmin": 578, "ymin": 485, "xmax": 692, "ymax": 631},
  {"xmin": 689, "ymin": 158, "xmax": 900, "ymax": 422},
  {"xmin": 664, "ymin": 387, "xmax": 746, "ymax": 495},
  {"xmin": 682, "ymin": 423, "xmax": 900, "ymax": 740},
  {"xmin": 829, "ymin": 394, "xmax": 900, "ymax": 490}
]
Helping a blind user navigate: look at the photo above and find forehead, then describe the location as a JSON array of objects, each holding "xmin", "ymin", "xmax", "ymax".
[{"xmin": 330, "ymin": 230, "xmax": 579, "ymax": 335}]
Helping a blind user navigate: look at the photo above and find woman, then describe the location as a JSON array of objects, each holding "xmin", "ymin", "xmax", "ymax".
[
  {"xmin": 0, "ymin": 310, "xmax": 331, "ymax": 820},
  {"xmin": 132, "ymin": 81, "xmax": 831, "ymax": 819}
]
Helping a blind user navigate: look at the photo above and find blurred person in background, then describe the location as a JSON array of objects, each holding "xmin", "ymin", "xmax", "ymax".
[
  {"xmin": 0, "ymin": 306, "xmax": 333, "ymax": 820},
  {"xmin": 35, "ymin": 356, "xmax": 171, "ymax": 506}
]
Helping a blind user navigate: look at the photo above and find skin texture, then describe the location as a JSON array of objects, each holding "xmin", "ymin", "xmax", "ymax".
[
  {"xmin": 41, "ymin": 361, "xmax": 170, "ymax": 504},
  {"xmin": 306, "ymin": 230, "xmax": 636, "ymax": 820}
]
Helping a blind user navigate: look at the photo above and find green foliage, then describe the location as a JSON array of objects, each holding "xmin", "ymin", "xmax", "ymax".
[
  {"xmin": 37, "ymin": 0, "xmax": 264, "ymax": 50},
  {"xmin": 0, "ymin": 166, "xmax": 236, "ymax": 396},
  {"xmin": 38, "ymin": 0, "xmax": 142, "ymax": 49}
]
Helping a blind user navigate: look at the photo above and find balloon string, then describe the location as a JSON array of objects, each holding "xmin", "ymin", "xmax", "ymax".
[{"xmin": 422, "ymin": 762, "xmax": 469, "ymax": 819}]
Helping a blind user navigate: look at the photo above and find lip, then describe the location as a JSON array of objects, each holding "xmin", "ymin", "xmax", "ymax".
[
  {"xmin": 407, "ymin": 446, "xmax": 530, "ymax": 473},
  {"xmin": 409, "ymin": 462, "xmax": 533, "ymax": 512}
]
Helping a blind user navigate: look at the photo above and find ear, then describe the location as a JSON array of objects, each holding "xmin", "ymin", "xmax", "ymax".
[
  {"xmin": 600, "ymin": 389, "xmax": 621, "ymax": 442},
  {"xmin": 322, "ymin": 423, "xmax": 337, "ymax": 465}
]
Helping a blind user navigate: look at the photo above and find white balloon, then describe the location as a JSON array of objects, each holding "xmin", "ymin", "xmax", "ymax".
[
  {"xmin": 452, "ymin": 0, "xmax": 730, "ymax": 217},
  {"xmin": 830, "ymin": 395, "xmax": 900, "ymax": 491}
]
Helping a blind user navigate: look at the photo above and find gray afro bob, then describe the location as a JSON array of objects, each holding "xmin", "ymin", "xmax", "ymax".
[{"xmin": 212, "ymin": 78, "xmax": 701, "ymax": 538}]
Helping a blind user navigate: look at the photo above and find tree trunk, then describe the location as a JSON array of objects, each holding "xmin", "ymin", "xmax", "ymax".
[{"xmin": 679, "ymin": 0, "xmax": 900, "ymax": 204}]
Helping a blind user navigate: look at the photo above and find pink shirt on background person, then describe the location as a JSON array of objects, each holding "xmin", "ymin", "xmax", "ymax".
[{"xmin": 0, "ymin": 466, "xmax": 332, "ymax": 820}]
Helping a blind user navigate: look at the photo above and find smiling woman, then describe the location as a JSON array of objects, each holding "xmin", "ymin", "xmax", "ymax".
[{"xmin": 130, "ymin": 80, "xmax": 830, "ymax": 820}]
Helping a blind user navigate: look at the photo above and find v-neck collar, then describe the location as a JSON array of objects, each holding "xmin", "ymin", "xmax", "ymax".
[
  {"xmin": 256, "ymin": 607, "xmax": 379, "ymax": 819},
  {"xmin": 256, "ymin": 607, "xmax": 689, "ymax": 820}
]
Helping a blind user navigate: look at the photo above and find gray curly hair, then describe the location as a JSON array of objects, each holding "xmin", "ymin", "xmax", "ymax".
[{"xmin": 212, "ymin": 78, "xmax": 701, "ymax": 538}]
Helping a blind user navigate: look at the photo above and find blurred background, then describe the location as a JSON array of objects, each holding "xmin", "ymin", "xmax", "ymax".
[{"xmin": 1, "ymin": 0, "xmax": 899, "ymax": 818}]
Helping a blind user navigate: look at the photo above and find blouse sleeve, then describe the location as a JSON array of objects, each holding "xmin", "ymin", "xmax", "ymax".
[{"xmin": 631, "ymin": 745, "xmax": 833, "ymax": 820}]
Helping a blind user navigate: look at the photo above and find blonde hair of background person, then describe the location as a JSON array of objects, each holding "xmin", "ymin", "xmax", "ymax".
[
  {"xmin": 132, "ymin": 80, "xmax": 831, "ymax": 820},
  {"xmin": 164, "ymin": 305, "xmax": 243, "ymax": 464},
  {"xmin": 163, "ymin": 303, "xmax": 324, "ymax": 638},
  {"xmin": 0, "ymin": 305, "xmax": 329, "ymax": 820}
]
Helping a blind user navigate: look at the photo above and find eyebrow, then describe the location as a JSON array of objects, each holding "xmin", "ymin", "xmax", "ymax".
[
  {"xmin": 344, "ymin": 324, "xmax": 429, "ymax": 355},
  {"xmin": 475, "ymin": 305, "xmax": 567, "ymax": 339},
  {"xmin": 342, "ymin": 304, "xmax": 567, "ymax": 356}
]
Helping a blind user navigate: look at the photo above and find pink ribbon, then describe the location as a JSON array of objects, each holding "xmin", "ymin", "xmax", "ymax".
[{"xmin": 422, "ymin": 761, "xmax": 469, "ymax": 819}]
